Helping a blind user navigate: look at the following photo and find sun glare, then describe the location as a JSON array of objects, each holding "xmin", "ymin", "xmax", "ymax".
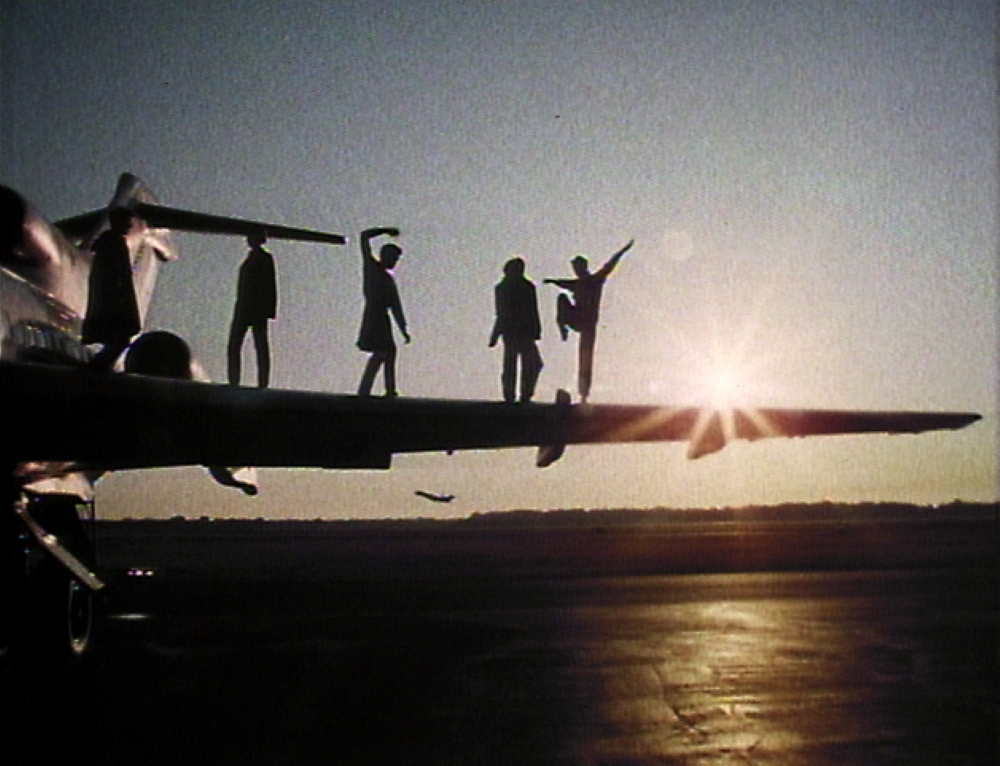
[
  {"xmin": 631, "ymin": 240, "xmax": 815, "ymax": 412},
  {"xmin": 700, "ymin": 359, "xmax": 746, "ymax": 408},
  {"xmin": 688, "ymin": 350, "xmax": 758, "ymax": 409}
]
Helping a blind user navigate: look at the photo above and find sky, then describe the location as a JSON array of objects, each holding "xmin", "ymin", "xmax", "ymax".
[{"xmin": 2, "ymin": 0, "xmax": 996, "ymax": 519}]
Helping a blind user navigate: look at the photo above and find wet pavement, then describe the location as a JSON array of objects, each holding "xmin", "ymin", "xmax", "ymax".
[{"xmin": 10, "ymin": 559, "xmax": 995, "ymax": 765}]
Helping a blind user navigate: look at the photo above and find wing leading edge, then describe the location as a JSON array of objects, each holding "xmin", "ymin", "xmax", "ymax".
[
  {"xmin": 56, "ymin": 202, "xmax": 346, "ymax": 246},
  {"xmin": 3, "ymin": 361, "xmax": 981, "ymax": 474},
  {"xmin": 54, "ymin": 172, "xmax": 346, "ymax": 246}
]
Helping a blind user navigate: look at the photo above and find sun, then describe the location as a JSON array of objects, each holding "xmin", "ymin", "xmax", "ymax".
[
  {"xmin": 694, "ymin": 354, "xmax": 752, "ymax": 408},
  {"xmin": 703, "ymin": 362, "xmax": 745, "ymax": 407}
]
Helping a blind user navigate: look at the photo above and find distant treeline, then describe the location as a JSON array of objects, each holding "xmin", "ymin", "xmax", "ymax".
[
  {"xmin": 103, "ymin": 501, "xmax": 997, "ymax": 532},
  {"xmin": 96, "ymin": 501, "xmax": 996, "ymax": 576}
]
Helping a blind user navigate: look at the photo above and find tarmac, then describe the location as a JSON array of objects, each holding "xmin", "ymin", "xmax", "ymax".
[{"xmin": 7, "ymin": 513, "xmax": 996, "ymax": 765}]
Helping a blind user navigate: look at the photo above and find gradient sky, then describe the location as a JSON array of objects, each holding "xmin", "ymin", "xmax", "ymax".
[{"xmin": 2, "ymin": 0, "xmax": 996, "ymax": 518}]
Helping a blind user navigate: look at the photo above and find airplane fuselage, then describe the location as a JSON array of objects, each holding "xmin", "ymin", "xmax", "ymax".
[{"xmin": 1, "ymin": 177, "xmax": 181, "ymax": 492}]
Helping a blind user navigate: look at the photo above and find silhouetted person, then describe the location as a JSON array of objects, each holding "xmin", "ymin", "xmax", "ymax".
[
  {"xmin": 545, "ymin": 239, "xmax": 633, "ymax": 402},
  {"xmin": 357, "ymin": 227, "xmax": 409, "ymax": 396},
  {"xmin": 83, "ymin": 207, "xmax": 141, "ymax": 370},
  {"xmin": 489, "ymin": 257, "xmax": 543, "ymax": 403},
  {"xmin": 227, "ymin": 229, "xmax": 276, "ymax": 387}
]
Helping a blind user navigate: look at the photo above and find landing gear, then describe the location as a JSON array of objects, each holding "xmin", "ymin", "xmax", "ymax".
[
  {"xmin": 2, "ymin": 490, "xmax": 98, "ymax": 665},
  {"xmin": 25, "ymin": 535, "xmax": 95, "ymax": 660}
]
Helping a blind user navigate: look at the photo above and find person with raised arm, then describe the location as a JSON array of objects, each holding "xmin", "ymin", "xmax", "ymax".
[
  {"xmin": 545, "ymin": 239, "xmax": 633, "ymax": 402},
  {"xmin": 356, "ymin": 227, "xmax": 409, "ymax": 396}
]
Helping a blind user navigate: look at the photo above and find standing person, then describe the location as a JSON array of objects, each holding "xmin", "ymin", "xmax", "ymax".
[
  {"xmin": 544, "ymin": 239, "xmax": 633, "ymax": 402},
  {"xmin": 489, "ymin": 257, "xmax": 543, "ymax": 403},
  {"xmin": 83, "ymin": 207, "xmax": 141, "ymax": 370},
  {"xmin": 356, "ymin": 227, "xmax": 409, "ymax": 396},
  {"xmin": 227, "ymin": 228, "xmax": 277, "ymax": 387}
]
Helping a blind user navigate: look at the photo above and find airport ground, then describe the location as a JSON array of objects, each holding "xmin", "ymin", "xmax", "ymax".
[{"xmin": 7, "ymin": 505, "xmax": 996, "ymax": 765}]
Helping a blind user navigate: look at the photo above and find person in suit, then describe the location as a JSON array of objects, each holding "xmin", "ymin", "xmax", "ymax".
[
  {"xmin": 489, "ymin": 256, "xmax": 543, "ymax": 403},
  {"xmin": 83, "ymin": 207, "xmax": 141, "ymax": 370},
  {"xmin": 227, "ymin": 228, "xmax": 277, "ymax": 387}
]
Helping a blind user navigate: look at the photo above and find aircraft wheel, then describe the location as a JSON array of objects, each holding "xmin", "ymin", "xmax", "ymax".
[
  {"xmin": 25, "ymin": 522, "xmax": 96, "ymax": 661},
  {"xmin": 66, "ymin": 576, "xmax": 93, "ymax": 657},
  {"xmin": 4, "ymin": 494, "xmax": 98, "ymax": 665}
]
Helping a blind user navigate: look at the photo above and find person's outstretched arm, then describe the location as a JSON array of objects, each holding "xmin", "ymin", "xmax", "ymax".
[
  {"xmin": 596, "ymin": 239, "xmax": 634, "ymax": 278},
  {"xmin": 544, "ymin": 277, "xmax": 577, "ymax": 290}
]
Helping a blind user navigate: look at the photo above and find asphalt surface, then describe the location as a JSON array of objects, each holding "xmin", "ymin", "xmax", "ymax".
[{"xmin": 7, "ymin": 518, "xmax": 996, "ymax": 765}]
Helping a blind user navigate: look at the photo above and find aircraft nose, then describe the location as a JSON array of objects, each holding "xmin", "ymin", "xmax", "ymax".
[{"xmin": 0, "ymin": 185, "xmax": 28, "ymax": 255}]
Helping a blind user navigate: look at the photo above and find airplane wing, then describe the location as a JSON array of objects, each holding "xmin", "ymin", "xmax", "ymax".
[
  {"xmin": 53, "ymin": 171, "xmax": 345, "ymax": 245},
  {"xmin": 131, "ymin": 203, "xmax": 346, "ymax": 245},
  {"xmin": 2, "ymin": 360, "xmax": 981, "ymax": 473},
  {"xmin": 56, "ymin": 203, "xmax": 346, "ymax": 246}
]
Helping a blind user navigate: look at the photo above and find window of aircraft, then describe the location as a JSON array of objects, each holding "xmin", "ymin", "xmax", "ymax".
[{"xmin": 11, "ymin": 320, "xmax": 90, "ymax": 364}]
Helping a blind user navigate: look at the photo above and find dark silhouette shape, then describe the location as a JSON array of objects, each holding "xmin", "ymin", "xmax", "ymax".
[
  {"xmin": 227, "ymin": 229, "xmax": 277, "ymax": 387},
  {"xmin": 122, "ymin": 332, "xmax": 259, "ymax": 494},
  {"xmin": 545, "ymin": 239, "xmax": 633, "ymax": 402},
  {"xmin": 356, "ymin": 227, "xmax": 409, "ymax": 396},
  {"xmin": 415, "ymin": 490, "xmax": 455, "ymax": 503},
  {"xmin": 489, "ymin": 257, "xmax": 543, "ymax": 403},
  {"xmin": 82, "ymin": 207, "xmax": 141, "ymax": 370},
  {"xmin": 208, "ymin": 465, "xmax": 259, "ymax": 496},
  {"xmin": 124, "ymin": 330, "xmax": 194, "ymax": 379}
]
